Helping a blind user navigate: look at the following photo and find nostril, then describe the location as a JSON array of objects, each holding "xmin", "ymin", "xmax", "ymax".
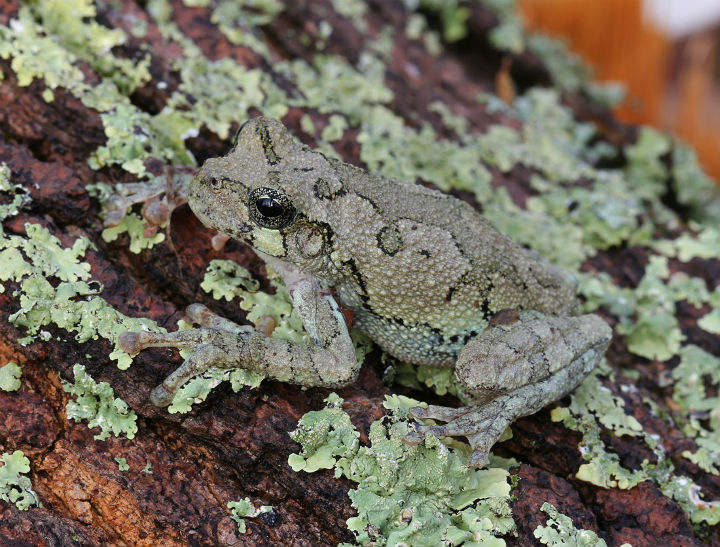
[{"xmin": 209, "ymin": 177, "xmax": 223, "ymax": 192}]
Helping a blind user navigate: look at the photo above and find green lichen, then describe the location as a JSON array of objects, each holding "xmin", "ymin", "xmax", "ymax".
[
  {"xmin": 101, "ymin": 213, "xmax": 166, "ymax": 254},
  {"xmin": 227, "ymin": 497, "xmax": 273, "ymax": 534},
  {"xmin": 200, "ymin": 259, "xmax": 260, "ymax": 301},
  {"xmin": 359, "ymin": 106, "xmax": 493, "ymax": 204},
  {"xmin": 321, "ymin": 114, "xmax": 349, "ymax": 142},
  {"xmin": 655, "ymin": 225, "xmax": 720, "ymax": 262},
  {"xmin": 553, "ymin": 363, "xmax": 720, "ymax": 525},
  {"xmin": 88, "ymin": 103, "xmax": 193, "ymax": 177},
  {"xmin": 393, "ymin": 361, "xmax": 468, "ymax": 404},
  {"xmin": 671, "ymin": 345, "xmax": 720, "ymax": 475},
  {"xmin": 278, "ymin": 55, "xmax": 393, "ymax": 124},
  {"xmin": 115, "ymin": 457, "xmax": 129, "ymax": 471},
  {"xmin": 330, "ymin": 0, "xmax": 368, "ymax": 32},
  {"xmin": 166, "ymin": 56, "xmax": 272, "ymax": 141},
  {"xmin": 202, "ymin": 260, "xmax": 306, "ymax": 345},
  {"xmin": 416, "ymin": 0, "xmax": 471, "ymax": 43},
  {"xmin": 0, "ymin": 163, "xmax": 31, "ymax": 222},
  {"xmin": 551, "ymin": 365, "xmax": 646, "ymax": 490},
  {"xmin": 0, "ymin": 450, "xmax": 41, "ymax": 511},
  {"xmin": 1, "ymin": 223, "xmax": 162, "ymax": 369},
  {"xmin": 0, "ymin": 6, "xmax": 89, "ymax": 99},
  {"xmin": 290, "ymin": 394, "xmax": 516, "ymax": 546},
  {"xmin": 196, "ymin": 0, "xmax": 283, "ymax": 61},
  {"xmin": 25, "ymin": 0, "xmax": 151, "ymax": 95},
  {"xmin": 288, "ymin": 392, "xmax": 359, "ymax": 473},
  {"xmin": 580, "ymin": 256, "xmax": 688, "ymax": 362},
  {"xmin": 698, "ymin": 309, "xmax": 720, "ymax": 335},
  {"xmin": 533, "ymin": 503, "xmax": 608, "ymax": 547},
  {"xmin": 0, "ymin": 362, "xmax": 22, "ymax": 392},
  {"xmin": 63, "ymin": 364, "xmax": 138, "ymax": 441},
  {"xmin": 671, "ymin": 144, "xmax": 720, "ymax": 226}
]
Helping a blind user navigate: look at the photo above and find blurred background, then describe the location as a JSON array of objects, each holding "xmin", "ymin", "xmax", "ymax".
[{"xmin": 519, "ymin": 0, "xmax": 720, "ymax": 179}]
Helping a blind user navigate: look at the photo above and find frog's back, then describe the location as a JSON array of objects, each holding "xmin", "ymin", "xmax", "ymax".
[{"xmin": 322, "ymin": 163, "xmax": 578, "ymax": 365}]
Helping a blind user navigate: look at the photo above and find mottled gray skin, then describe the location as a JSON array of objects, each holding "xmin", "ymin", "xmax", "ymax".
[{"xmin": 120, "ymin": 117, "xmax": 612, "ymax": 467}]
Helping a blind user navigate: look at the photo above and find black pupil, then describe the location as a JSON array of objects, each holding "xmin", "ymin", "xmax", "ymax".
[{"xmin": 256, "ymin": 196, "xmax": 283, "ymax": 217}]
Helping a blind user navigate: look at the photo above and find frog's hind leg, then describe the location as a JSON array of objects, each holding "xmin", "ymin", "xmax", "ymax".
[{"xmin": 404, "ymin": 312, "xmax": 612, "ymax": 467}]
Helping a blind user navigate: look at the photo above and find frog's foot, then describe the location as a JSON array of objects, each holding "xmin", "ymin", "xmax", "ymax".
[
  {"xmin": 118, "ymin": 304, "xmax": 253, "ymax": 407},
  {"xmin": 404, "ymin": 399, "xmax": 513, "ymax": 468}
]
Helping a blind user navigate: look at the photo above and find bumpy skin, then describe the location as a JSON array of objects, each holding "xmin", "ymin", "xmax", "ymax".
[{"xmin": 120, "ymin": 117, "xmax": 612, "ymax": 467}]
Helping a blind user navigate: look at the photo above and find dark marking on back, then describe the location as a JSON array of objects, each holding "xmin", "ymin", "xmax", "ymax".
[
  {"xmin": 444, "ymin": 286, "xmax": 455, "ymax": 303},
  {"xmin": 376, "ymin": 224, "xmax": 403, "ymax": 256},
  {"xmin": 256, "ymin": 121, "xmax": 281, "ymax": 165},
  {"xmin": 344, "ymin": 258, "xmax": 370, "ymax": 305},
  {"xmin": 355, "ymin": 191, "xmax": 383, "ymax": 214}
]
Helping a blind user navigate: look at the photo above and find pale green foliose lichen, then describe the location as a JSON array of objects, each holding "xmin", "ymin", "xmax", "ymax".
[
  {"xmin": 101, "ymin": 213, "xmax": 166, "ymax": 254},
  {"xmin": 0, "ymin": 450, "xmax": 41, "ymax": 511},
  {"xmin": 115, "ymin": 457, "xmax": 129, "ymax": 471},
  {"xmin": 533, "ymin": 502, "xmax": 611, "ymax": 547},
  {"xmin": 0, "ymin": 362, "xmax": 22, "ymax": 392},
  {"xmin": 330, "ymin": 0, "xmax": 368, "ymax": 32},
  {"xmin": 0, "ymin": 222, "xmax": 163, "ymax": 369},
  {"xmin": 2, "ymin": 0, "xmax": 720, "ymax": 537},
  {"xmin": 671, "ymin": 346, "xmax": 720, "ymax": 476},
  {"xmin": 64, "ymin": 364, "xmax": 138, "ymax": 441},
  {"xmin": 553, "ymin": 362, "xmax": 720, "ymax": 525},
  {"xmin": 0, "ymin": 162, "xmax": 31, "ymax": 223},
  {"xmin": 413, "ymin": 0, "xmax": 471, "ymax": 43},
  {"xmin": 290, "ymin": 394, "xmax": 516, "ymax": 546},
  {"xmin": 227, "ymin": 497, "xmax": 273, "ymax": 534},
  {"xmin": 278, "ymin": 54, "xmax": 393, "ymax": 124}
]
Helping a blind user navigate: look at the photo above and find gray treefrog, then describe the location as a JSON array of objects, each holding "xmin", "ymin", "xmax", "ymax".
[{"xmin": 120, "ymin": 117, "xmax": 612, "ymax": 467}]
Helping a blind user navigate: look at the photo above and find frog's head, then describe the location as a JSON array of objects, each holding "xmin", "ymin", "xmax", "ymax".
[{"xmin": 189, "ymin": 117, "xmax": 330, "ymax": 264}]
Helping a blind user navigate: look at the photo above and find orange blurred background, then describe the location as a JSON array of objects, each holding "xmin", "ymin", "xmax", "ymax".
[{"xmin": 519, "ymin": 0, "xmax": 720, "ymax": 179}]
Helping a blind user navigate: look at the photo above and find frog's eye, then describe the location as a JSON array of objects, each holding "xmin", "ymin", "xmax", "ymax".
[
  {"xmin": 209, "ymin": 177, "xmax": 224, "ymax": 193},
  {"xmin": 249, "ymin": 187, "xmax": 296, "ymax": 229}
]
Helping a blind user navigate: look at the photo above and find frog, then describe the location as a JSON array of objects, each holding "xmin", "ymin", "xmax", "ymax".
[{"xmin": 119, "ymin": 116, "xmax": 612, "ymax": 467}]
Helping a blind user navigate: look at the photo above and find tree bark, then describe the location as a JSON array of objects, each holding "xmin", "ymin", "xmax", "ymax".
[{"xmin": 0, "ymin": 1, "xmax": 718, "ymax": 546}]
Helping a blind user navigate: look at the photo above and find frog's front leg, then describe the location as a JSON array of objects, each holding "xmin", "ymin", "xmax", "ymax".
[
  {"xmin": 119, "ymin": 257, "xmax": 358, "ymax": 407},
  {"xmin": 405, "ymin": 312, "xmax": 612, "ymax": 467}
]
